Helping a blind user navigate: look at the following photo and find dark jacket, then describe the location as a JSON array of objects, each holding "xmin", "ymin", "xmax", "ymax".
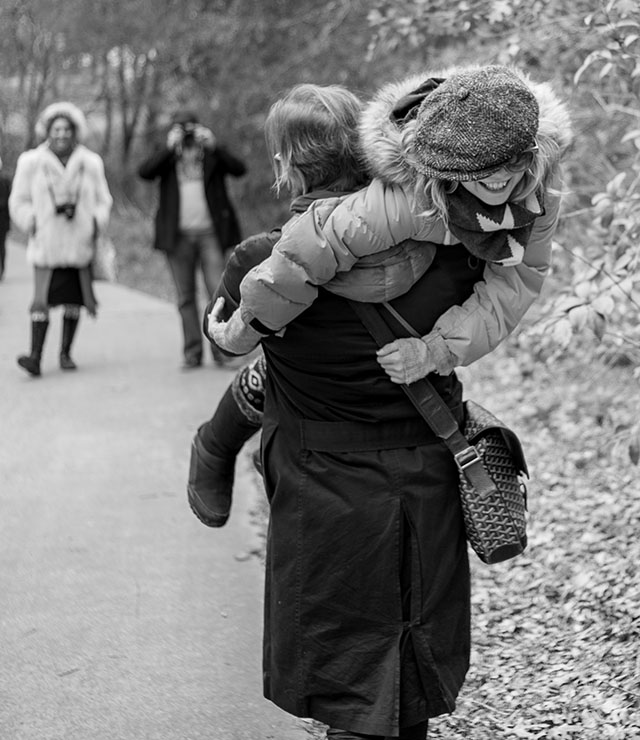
[
  {"xmin": 138, "ymin": 144, "xmax": 246, "ymax": 253},
  {"xmin": 0, "ymin": 173, "xmax": 12, "ymax": 235},
  {"xmin": 210, "ymin": 191, "xmax": 485, "ymax": 735}
]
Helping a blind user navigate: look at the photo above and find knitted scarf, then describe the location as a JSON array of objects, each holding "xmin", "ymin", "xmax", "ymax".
[{"xmin": 445, "ymin": 185, "xmax": 544, "ymax": 266}]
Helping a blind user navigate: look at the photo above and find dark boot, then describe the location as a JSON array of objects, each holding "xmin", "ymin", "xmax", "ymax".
[
  {"xmin": 187, "ymin": 382, "xmax": 261, "ymax": 527},
  {"xmin": 17, "ymin": 319, "xmax": 49, "ymax": 377},
  {"xmin": 60, "ymin": 315, "xmax": 79, "ymax": 370}
]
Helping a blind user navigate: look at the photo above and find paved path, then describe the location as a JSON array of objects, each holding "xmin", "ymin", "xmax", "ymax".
[{"xmin": 0, "ymin": 241, "xmax": 308, "ymax": 740}]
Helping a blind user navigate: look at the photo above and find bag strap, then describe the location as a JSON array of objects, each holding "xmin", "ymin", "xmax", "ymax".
[
  {"xmin": 348, "ymin": 300, "xmax": 497, "ymax": 497},
  {"xmin": 43, "ymin": 159, "xmax": 84, "ymax": 210}
]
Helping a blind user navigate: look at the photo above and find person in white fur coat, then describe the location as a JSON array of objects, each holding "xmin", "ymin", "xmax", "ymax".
[{"xmin": 10, "ymin": 101, "xmax": 113, "ymax": 377}]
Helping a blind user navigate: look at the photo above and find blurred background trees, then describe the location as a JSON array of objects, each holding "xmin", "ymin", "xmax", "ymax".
[
  {"xmin": 1, "ymin": 0, "xmax": 639, "ymax": 399},
  {"xmin": 0, "ymin": 0, "xmax": 399, "ymax": 231}
]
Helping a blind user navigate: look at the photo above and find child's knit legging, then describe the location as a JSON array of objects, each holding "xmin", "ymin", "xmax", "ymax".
[{"xmin": 231, "ymin": 353, "xmax": 266, "ymax": 424}]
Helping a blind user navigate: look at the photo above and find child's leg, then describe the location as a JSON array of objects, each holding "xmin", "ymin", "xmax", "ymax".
[{"xmin": 188, "ymin": 354, "xmax": 265, "ymax": 527}]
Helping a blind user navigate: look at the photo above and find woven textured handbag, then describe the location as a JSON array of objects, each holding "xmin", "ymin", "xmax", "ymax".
[
  {"xmin": 459, "ymin": 400, "xmax": 528, "ymax": 563},
  {"xmin": 349, "ymin": 300, "xmax": 530, "ymax": 565}
]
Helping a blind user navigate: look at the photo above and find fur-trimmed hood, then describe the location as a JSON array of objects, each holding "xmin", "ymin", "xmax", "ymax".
[
  {"xmin": 359, "ymin": 65, "xmax": 573, "ymax": 188},
  {"xmin": 35, "ymin": 101, "xmax": 89, "ymax": 143}
]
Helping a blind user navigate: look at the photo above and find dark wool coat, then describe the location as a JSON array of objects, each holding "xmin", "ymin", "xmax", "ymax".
[
  {"xmin": 0, "ymin": 174, "xmax": 11, "ymax": 236},
  {"xmin": 212, "ymin": 194, "xmax": 486, "ymax": 736},
  {"xmin": 138, "ymin": 144, "xmax": 246, "ymax": 254}
]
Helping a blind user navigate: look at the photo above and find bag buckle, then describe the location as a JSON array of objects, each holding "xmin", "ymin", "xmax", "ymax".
[{"xmin": 454, "ymin": 446, "xmax": 481, "ymax": 471}]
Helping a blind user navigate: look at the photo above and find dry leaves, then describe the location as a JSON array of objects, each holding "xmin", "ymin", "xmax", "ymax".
[{"xmin": 433, "ymin": 348, "xmax": 640, "ymax": 739}]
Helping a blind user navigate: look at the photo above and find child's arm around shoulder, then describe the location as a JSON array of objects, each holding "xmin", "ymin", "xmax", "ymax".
[
  {"xmin": 238, "ymin": 181, "xmax": 436, "ymax": 334},
  {"xmin": 432, "ymin": 191, "xmax": 559, "ymax": 369},
  {"xmin": 378, "ymin": 193, "xmax": 560, "ymax": 383}
]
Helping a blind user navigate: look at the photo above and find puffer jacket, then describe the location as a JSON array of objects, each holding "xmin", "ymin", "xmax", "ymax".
[
  {"xmin": 208, "ymin": 191, "xmax": 437, "ymax": 331},
  {"xmin": 237, "ymin": 65, "xmax": 573, "ymax": 368},
  {"xmin": 9, "ymin": 143, "xmax": 112, "ymax": 269}
]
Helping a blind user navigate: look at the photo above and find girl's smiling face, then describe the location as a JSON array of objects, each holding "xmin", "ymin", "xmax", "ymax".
[{"xmin": 460, "ymin": 168, "xmax": 525, "ymax": 206}]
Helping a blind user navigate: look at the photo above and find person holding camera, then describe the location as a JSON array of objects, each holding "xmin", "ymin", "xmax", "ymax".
[
  {"xmin": 138, "ymin": 110, "xmax": 246, "ymax": 369},
  {"xmin": 10, "ymin": 101, "xmax": 113, "ymax": 377}
]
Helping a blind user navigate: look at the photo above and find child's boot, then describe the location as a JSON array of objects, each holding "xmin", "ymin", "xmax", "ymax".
[
  {"xmin": 17, "ymin": 315, "xmax": 49, "ymax": 377},
  {"xmin": 188, "ymin": 377, "xmax": 262, "ymax": 527}
]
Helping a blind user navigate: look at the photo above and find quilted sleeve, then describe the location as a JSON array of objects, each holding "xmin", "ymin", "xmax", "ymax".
[
  {"xmin": 430, "ymin": 191, "xmax": 560, "ymax": 368},
  {"xmin": 238, "ymin": 183, "xmax": 437, "ymax": 333}
]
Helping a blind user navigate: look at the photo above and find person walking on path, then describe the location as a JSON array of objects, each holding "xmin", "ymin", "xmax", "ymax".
[
  {"xmin": 137, "ymin": 109, "xmax": 246, "ymax": 370},
  {"xmin": 0, "ymin": 155, "xmax": 12, "ymax": 281},
  {"xmin": 204, "ymin": 69, "xmax": 571, "ymax": 739},
  {"xmin": 10, "ymin": 101, "xmax": 113, "ymax": 377}
]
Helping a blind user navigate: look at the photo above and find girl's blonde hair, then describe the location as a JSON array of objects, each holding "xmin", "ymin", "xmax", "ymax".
[{"xmin": 264, "ymin": 84, "xmax": 368, "ymax": 197}]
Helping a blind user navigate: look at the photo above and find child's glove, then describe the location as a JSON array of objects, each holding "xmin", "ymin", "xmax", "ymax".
[
  {"xmin": 208, "ymin": 299, "xmax": 263, "ymax": 355},
  {"xmin": 376, "ymin": 330, "xmax": 455, "ymax": 384}
]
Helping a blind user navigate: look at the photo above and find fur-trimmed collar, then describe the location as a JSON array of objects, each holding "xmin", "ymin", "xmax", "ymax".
[{"xmin": 358, "ymin": 65, "xmax": 573, "ymax": 188}]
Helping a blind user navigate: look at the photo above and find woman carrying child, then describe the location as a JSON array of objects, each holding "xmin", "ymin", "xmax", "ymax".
[
  {"xmin": 210, "ymin": 65, "xmax": 571, "ymax": 381},
  {"xmin": 203, "ymin": 68, "xmax": 571, "ymax": 739},
  {"xmin": 195, "ymin": 65, "xmax": 571, "ymax": 526}
]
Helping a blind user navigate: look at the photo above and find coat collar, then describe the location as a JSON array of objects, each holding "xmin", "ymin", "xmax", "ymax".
[{"xmin": 37, "ymin": 142, "xmax": 86, "ymax": 178}]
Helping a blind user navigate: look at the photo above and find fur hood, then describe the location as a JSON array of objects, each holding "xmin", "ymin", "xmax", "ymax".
[
  {"xmin": 359, "ymin": 65, "xmax": 573, "ymax": 188},
  {"xmin": 35, "ymin": 101, "xmax": 89, "ymax": 143}
]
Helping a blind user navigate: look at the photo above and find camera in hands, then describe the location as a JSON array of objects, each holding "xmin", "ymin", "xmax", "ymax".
[
  {"xmin": 56, "ymin": 203, "xmax": 77, "ymax": 220},
  {"xmin": 181, "ymin": 122, "xmax": 197, "ymax": 145}
]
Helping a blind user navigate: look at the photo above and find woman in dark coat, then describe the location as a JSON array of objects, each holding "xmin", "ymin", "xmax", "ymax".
[
  {"xmin": 260, "ymin": 255, "xmax": 475, "ymax": 739},
  {"xmin": 206, "ymin": 83, "xmax": 488, "ymax": 740}
]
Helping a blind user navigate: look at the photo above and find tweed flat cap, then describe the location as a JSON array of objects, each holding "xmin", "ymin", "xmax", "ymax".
[{"xmin": 412, "ymin": 65, "xmax": 539, "ymax": 181}]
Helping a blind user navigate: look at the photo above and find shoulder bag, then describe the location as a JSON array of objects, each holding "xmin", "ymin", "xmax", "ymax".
[{"xmin": 349, "ymin": 299, "xmax": 529, "ymax": 565}]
